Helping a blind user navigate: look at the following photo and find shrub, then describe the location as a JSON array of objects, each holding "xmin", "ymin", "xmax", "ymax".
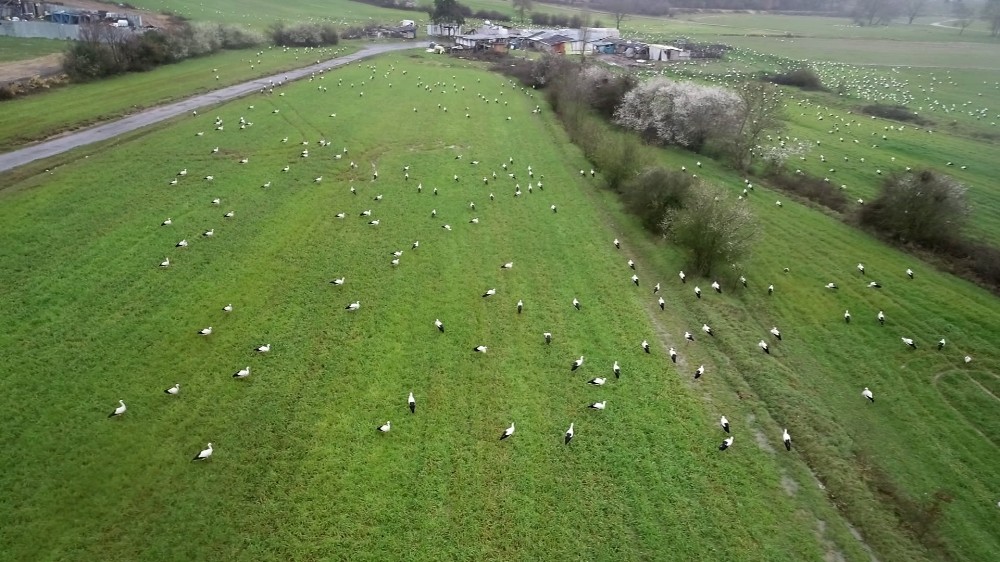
[
  {"xmin": 861, "ymin": 104, "xmax": 927, "ymax": 124},
  {"xmin": 858, "ymin": 170, "xmax": 969, "ymax": 249},
  {"xmin": 615, "ymin": 77, "xmax": 743, "ymax": 152},
  {"xmin": 270, "ymin": 22, "xmax": 339, "ymax": 47},
  {"xmin": 764, "ymin": 170, "xmax": 850, "ymax": 213},
  {"xmin": 766, "ymin": 68, "xmax": 825, "ymax": 91},
  {"xmin": 577, "ymin": 65, "xmax": 636, "ymax": 119},
  {"xmin": 662, "ymin": 185, "xmax": 760, "ymax": 277},
  {"xmin": 622, "ymin": 167, "xmax": 694, "ymax": 233}
]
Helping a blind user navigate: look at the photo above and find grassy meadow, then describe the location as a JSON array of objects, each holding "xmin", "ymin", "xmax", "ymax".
[
  {"xmin": 1, "ymin": 3, "xmax": 999, "ymax": 562},
  {"xmin": 0, "ymin": 36, "xmax": 69, "ymax": 63},
  {"xmin": 0, "ymin": 53, "xmax": 850, "ymax": 560},
  {"xmin": 0, "ymin": 44, "xmax": 356, "ymax": 151}
]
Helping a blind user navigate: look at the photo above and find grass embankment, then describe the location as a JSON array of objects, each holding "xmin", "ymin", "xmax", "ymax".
[
  {"xmin": 0, "ymin": 53, "xmax": 837, "ymax": 560},
  {"xmin": 0, "ymin": 43, "xmax": 357, "ymax": 151},
  {"xmin": 0, "ymin": 36, "xmax": 69, "ymax": 63}
]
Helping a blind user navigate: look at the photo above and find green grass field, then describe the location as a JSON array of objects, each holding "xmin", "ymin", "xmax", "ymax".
[
  {"xmin": 2, "ymin": 3, "xmax": 1000, "ymax": 561},
  {"xmin": 0, "ymin": 36, "xmax": 69, "ymax": 63},
  {"xmin": 1, "ymin": 49, "xmax": 998, "ymax": 562},
  {"xmin": 0, "ymin": 53, "xmax": 857, "ymax": 560},
  {"xmin": 0, "ymin": 44, "xmax": 356, "ymax": 151}
]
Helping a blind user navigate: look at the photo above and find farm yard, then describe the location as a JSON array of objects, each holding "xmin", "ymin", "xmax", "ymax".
[{"xmin": 1, "ymin": 1, "xmax": 999, "ymax": 561}]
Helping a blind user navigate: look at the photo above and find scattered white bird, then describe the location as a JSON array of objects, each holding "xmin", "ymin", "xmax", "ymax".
[
  {"xmin": 641, "ymin": 340, "xmax": 650, "ymax": 353},
  {"xmin": 844, "ymin": 310, "xmax": 851, "ymax": 323},
  {"xmin": 161, "ymin": 218, "xmax": 172, "ymax": 226},
  {"xmin": 768, "ymin": 284, "xmax": 774, "ymax": 295},
  {"xmin": 176, "ymin": 239, "xmax": 188, "ymax": 248},
  {"xmin": 198, "ymin": 326, "xmax": 212, "ymax": 336},
  {"xmin": 862, "ymin": 387, "xmax": 874, "ymax": 403},
  {"xmin": 694, "ymin": 286, "xmax": 701, "ymax": 299},
  {"xmin": 473, "ymin": 345, "xmax": 488, "ymax": 353},
  {"xmin": 212, "ymin": 198, "xmax": 221, "ymax": 205},
  {"xmin": 482, "ymin": 288, "xmax": 496, "ymax": 298},
  {"xmin": 965, "ymin": 355, "xmax": 972, "ymax": 363},
  {"xmin": 653, "ymin": 282, "xmax": 660, "ymax": 294},
  {"xmin": 588, "ymin": 401, "xmax": 606, "ymax": 410},
  {"xmin": 571, "ymin": 356, "xmax": 585, "ymax": 371},
  {"xmin": 679, "ymin": 271, "xmax": 686, "ymax": 283},
  {"xmin": 684, "ymin": 332, "xmax": 694, "ymax": 342},
  {"xmin": 408, "ymin": 392, "xmax": 416, "ymax": 414},
  {"xmin": 694, "ymin": 365, "xmax": 705, "ymax": 379},
  {"xmin": 192, "ymin": 442, "xmax": 213, "ymax": 461},
  {"xmin": 857, "ymin": 263, "xmax": 866, "ymax": 275},
  {"xmin": 572, "ymin": 298, "xmax": 580, "ymax": 310},
  {"xmin": 826, "ymin": 282, "xmax": 838, "ymax": 289},
  {"xmin": 613, "ymin": 360, "xmax": 621, "ymax": 378},
  {"xmin": 770, "ymin": 327, "xmax": 781, "ymax": 340},
  {"xmin": 906, "ymin": 268, "xmax": 914, "ymax": 279},
  {"xmin": 517, "ymin": 300, "xmax": 524, "ymax": 314},
  {"xmin": 702, "ymin": 324, "xmax": 713, "ymax": 337},
  {"xmin": 159, "ymin": 257, "xmax": 170, "ymax": 268},
  {"xmin": 345, "ymin": 301, "xmax": 360, "ymax": 311},
  {"xmin": 331, "ymin": 277, "xmax": 345, "ymax": 286},
  {"xmin": 177, "ymin": 168, "xmax": 187, "ymax": 176},
  {"xmin": 164, "ymin": 384, "xmax": 180, "ymax": 395},
  {"xmin": 938, "ymin": 338, "xmax": 946, "ymax": 351},
  {"xmin": 565, "ymin": 423, "xmax": 574, "ymax": 445},
  {"xmin": 719, "ymin": 436, "xmax": 734, "ymax": 451},
  {"xmin": 500, "ymin": 422, "xmax": 515, "ymax": 440},
  {"xmin": 233, "ymin": 366, "xmax": 251, "ymax": 379},
  {"xmin": 588, "ymin": 377, "xmax": 606, "ymax": 386},
  {"xmin": 550, "ymin": 204, "xmax": 557, "ymax": 213},
  {"xmin": 902, "ymin": 337, "xmax": 917, "ymax": 349},
  {"xmin": 657, "ymin": 296, "xmax": 665, "ymax": 310},
  {"xmin": 441, "ymin": 224, "xmax": 451, "ymax": 231},
  {"xmin": 202, "ymin": 229, "xmax": 214, "ymax": 237},
  {"xmin": 711, "ymin": 281, "xmax": 721, "ymax": 293},
  {"xmin": 759, "ymin": 340, "xmax": 770, "ymax": 354},
  {"xmin": 108, "ymin": 400, "xmax": 127, "ymax": 418},
  {"xmin": 368, "ymin": 220, "xmax": 380, "ymax": 226},
  {"xmin": 631, "ymin": 274, "xmax": 639, "ymax": 286},
  {"xmin": 740, "ymin": 276, "xmax": 747, "ymax": 288},
  {"xmin": 223, "ymin": 303, "xmax": 233, "ymax": 313},
  {"xmin": 435, "ymin": 319, "xmax": 444, "ymax": 333},
  {"xmin": 614, "ymin": 238, "xmax": 620, "ymax": 249},
  {"xmin": 868, "ymin": 281, "xmax": 882, "ymax": 289},
  {"xmin": 628, "ymin": 259, "xmax": 635, "ymax": 270},
  {"xmin": 877, "ymin": 311, "xmax": 885, "ymax": 325},
  {"xmin": 377, "ymin": 421, "xmax": 391, "ymax": 433},
  {"xmin": 543, "ymin": 332, "xmax": 552, "ymax": 344},
  {"xmin": 256, "ymin": 344, "xmax": 271, "ymax": 353},
  {"xmin": 501, "ymin": 261, "xmax": 514, "ymax": 270},
  {"xmin": 669, "ymin": 348, "xmax": 677, "ymax": 363},
  {"xmin": 720, "ymin": 416, "xmax": 730, "ymax": 433},
  {"xmin": 782, "ymin": 429, "xmax": 792, "ymax": 451},
  {"xmin": 224, "ymin": 211, "xmax": 234, "ymax": 218}
]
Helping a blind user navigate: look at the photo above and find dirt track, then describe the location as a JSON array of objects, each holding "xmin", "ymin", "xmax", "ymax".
[{"xmin": 0, "ymin": 42, "xmax": 414, "ymax": 174}]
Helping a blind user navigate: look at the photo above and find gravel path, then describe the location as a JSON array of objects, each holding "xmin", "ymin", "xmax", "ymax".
[{"xmin": 0, "ymin": 42, "xmax": 415, "ymax": 174}]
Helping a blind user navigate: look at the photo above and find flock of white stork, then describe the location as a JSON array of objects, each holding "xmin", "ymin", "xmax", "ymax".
[{"xmin": 104, "ymin": 57, "xmax": 975, "ymax": 466}]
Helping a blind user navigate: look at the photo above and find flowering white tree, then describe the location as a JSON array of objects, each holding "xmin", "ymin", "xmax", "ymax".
[{"xmin": 614, "ymin": 78, "xmax": 743, "ymax": 152}]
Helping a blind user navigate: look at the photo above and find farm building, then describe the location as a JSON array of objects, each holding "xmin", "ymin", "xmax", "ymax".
[
  {"xmin": 426, "ymin": 22, "xmax": 461, "ymax": 37},
  {"xmin": 455, "ymin": 24, "xmax": 511, "ymax": 53},
  {"xmin": 647, "ymin": 44, "xmax": 691, "ymax": 61}
]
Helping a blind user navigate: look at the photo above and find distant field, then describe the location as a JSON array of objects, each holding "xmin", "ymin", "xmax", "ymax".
[
  {"xmin": 132, "ymin": 0, "xmax": 422, "ymax": 27},
  {"xmin": 0, "ymin": 44, "xmax": 356, "ymax": 151},
  {"xmin": 0, "ymin": 36, "xmax": 68, "ymax": 63}
]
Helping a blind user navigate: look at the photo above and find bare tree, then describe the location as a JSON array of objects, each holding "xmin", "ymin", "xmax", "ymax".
[
  {"xmin": 953, "ymin": 0, "xmax": 974, "ymax": 34},
  {"xmin": 731, "ymin": 82, "xmax": 784, "ymax": 171},
  {"xmin": 984, "ymin": 0, "xmax": 1000, "ymax": 36},
  {"xmin": 851, "ymin": 0, "xmax": 901, "ymax": 26},
  {"xmin": 859, "ymin": 170, "xmax": 969, "ymax": 248},
  {"xmin": 904, "ymin": 0, "xmax": 926, "ymax": 24},
  {"xmin": 662, "ymin": 186, "xmax": 760, "ymax": 277},
  {"xmin": 611, "ymin": 0, "xmax": 632, "ymax": 30},
  {"xmin": 513, "ymin": 0, "xmax": 532, "ymax": 25}
]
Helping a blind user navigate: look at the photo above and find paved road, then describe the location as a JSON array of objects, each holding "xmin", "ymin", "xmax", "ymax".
[{"xmin": 0, "ymin": 42, "xmax": 415, "ymax": 174}]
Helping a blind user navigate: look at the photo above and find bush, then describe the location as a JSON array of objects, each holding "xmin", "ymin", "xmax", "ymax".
[
  {"xmin": 615, "ymin": 77, "xmax": 743, "ymax": 152},
  {"xmin": 270, "ymin": 22, "xmax": 339, "ymax": 47},
  {"xmin": 622, "ymin": 167, "xmax": 694, "ymax": 233},
  {"xmin": 764, "ymin": 170, "xmax": 850, "ymax": 212},
  {"xmin": 473, "ymin": 9, "xmax": 511, "ymax": 22},
  {"xmin": 662, "ymin": 185, "xmax": 760, "ymax": 277},
  {"xmin": 766, "ymin": 68, "xmax": 825, "ymax": 91},
  {"xmin": 858, "ymin": 169, "xmax": 969, "ymax": 249},
  {"xmin": 577, "ymin": 65, "xmax": 636, "ymax": 119},
  {"xmin": 861, "ymin": 104, "xmax": 927, "ymax": 124}
]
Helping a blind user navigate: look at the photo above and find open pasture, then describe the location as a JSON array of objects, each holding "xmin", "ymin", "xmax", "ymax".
[
  {"xmin": 132, "ymin": 0, "xmax": 422, "ymax": 28},
  {"xmin": 0, "ymin": 53, "xmax": 842, "ymax": 560},
  {"xmin": 0, "ymin": 44, "xmax": 354, "ymax": 151},
  {"xmin": 0, "ymin": 36, "xmax": 69, "ymax": 63}
]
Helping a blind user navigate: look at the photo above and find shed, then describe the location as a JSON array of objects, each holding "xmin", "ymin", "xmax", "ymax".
[{"xmin": 647, "ymin": 44, "xmax": 691, "ymax": 62}]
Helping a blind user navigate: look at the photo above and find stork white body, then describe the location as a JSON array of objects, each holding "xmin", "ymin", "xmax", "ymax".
[{"xmin": 192, "ymin": 443, "xmax": 213, "ymax": 461}]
